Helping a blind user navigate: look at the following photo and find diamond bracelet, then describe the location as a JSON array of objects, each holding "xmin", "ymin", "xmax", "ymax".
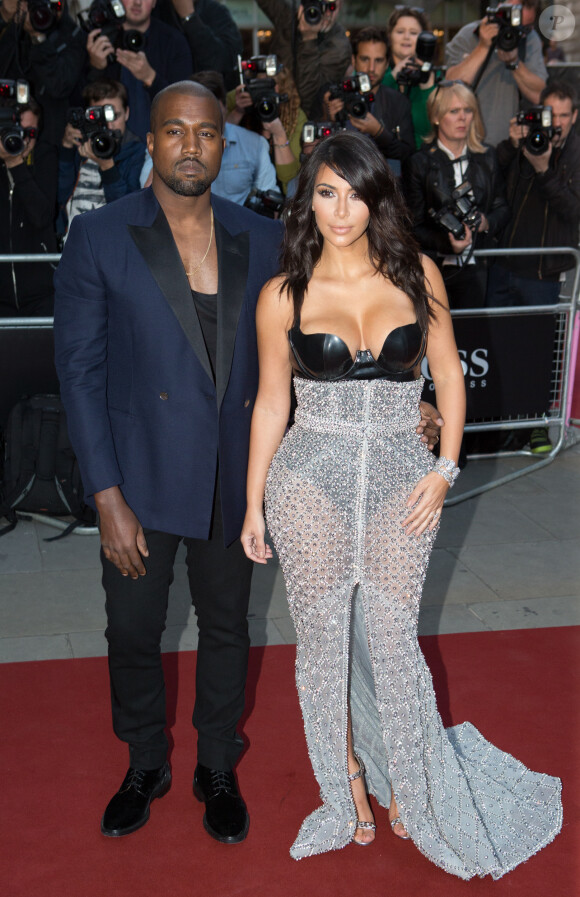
[{"xmin": 433, "ymin": 456, "xmax": 460, "ymax": 487}]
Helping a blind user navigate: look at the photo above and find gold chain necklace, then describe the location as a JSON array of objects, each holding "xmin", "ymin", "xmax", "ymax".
[{"xmin": 185, "ymin": 209, "xmax": 214, "ymax": 277}]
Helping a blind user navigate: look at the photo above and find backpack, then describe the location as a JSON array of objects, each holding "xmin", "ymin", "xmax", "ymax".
[{"xmin": 0, "ymin": 394, "xmax": 97, "ymax": 539}]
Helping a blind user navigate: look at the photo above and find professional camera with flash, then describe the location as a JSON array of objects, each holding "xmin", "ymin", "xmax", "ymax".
[
  {"xmin": 302, "ymin": 0, "xmax": 337, "ymax": 26},
  {"xmin": 302, "ymin": 121, "xmax": 346, "ymax": 144},
  {"xmin": 486, "ymin": 4, "xmax": 525, "ymax": 52},
  {"xmin": 237, "ymin": 55, "xmax": 287, "ymax": 123},
  {"xmin": 78, "ymin": 0, "xmax": 145, "ymax": 64},
  {"xmin": 0, "ymin": 80, "xmax": 34, "ymax": 156},
  {"xmin": 67, "ymin": 105, "xmax": 122, "ymax": 159},
  {"xmin": 516, "ymin": 106, "xmax": 561, "ymax": 155},
  {"xmin": 396, "ymin": 31, "xmax": 445, "ymax": 89},
  {"xmin": 428, "ymin": 181, "xmax": 481, "ymax": 240},
  {"xmin": 328, "ymin": 74, "xmax": 374, "ymax": 120}
]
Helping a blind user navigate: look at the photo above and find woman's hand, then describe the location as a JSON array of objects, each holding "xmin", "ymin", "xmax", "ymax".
[
  {"xmin": 402, "ymin": 471, "xmax": 449, "ymax": 536},
  {"xmin": 241, "ymin": 509, "xmax": 273, "ymax": 564}
]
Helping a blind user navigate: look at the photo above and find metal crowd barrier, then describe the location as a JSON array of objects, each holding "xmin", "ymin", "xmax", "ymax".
[
  {"xmin": 1, "ymin": 247, "xmax": 579, "ymax": 515},
  {"xmin": 443, "ymin": 245, "xmax": 580, "ymax": 504}
]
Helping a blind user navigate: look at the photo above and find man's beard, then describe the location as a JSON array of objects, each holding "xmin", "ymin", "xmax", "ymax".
[{"xmin": 157, "ymin": 167, "xmax": 212, "ymax": 197}]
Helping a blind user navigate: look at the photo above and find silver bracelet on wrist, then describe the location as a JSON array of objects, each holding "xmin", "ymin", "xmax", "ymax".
[{"xmin": 433, "ymin": 455, "xmax": 460, "ymax": 487}]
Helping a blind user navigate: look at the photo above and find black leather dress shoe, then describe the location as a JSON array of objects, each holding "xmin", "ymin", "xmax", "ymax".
[
  {"xmin": 193, "ymin": 764, "xmax": 249, "ymax": 844},
  {"xmin": 101, "ymin": 762, "xmax": 171, "ymax": 837}
]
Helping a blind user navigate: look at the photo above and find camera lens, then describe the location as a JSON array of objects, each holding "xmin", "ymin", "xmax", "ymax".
[
  {"xmin": 123, "ymin": 29, "xmax": 145, "ymax": 52},
  {"xmin": 29, "ymin": 6, "xmax": 55, "ymax": 32},
  {"xmin": 303, "ymin": 5, "xmax": 322, "ymax": 25},
  {"xmin": 350, "ymin": 99, "xmax": 366, "ymax": 118},
  {"xmin": 257, "ymin": 96, "xmax": 278, "ymax": 122},
  {"xmin": 527, "ymin": 130, "xmax": 549, "ymax": 155},
  {"xmin": 1, "ymin": 128, "xmax": 25, "ymax": 155},
  {"xmin": 91, "ymin": 131, "xmax": 116, "ymax": 159}
]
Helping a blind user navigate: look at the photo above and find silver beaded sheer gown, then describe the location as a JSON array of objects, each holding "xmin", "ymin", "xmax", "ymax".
[{"xmin": 264, "ymin": 322, "xmax": 562, "ymax": 879}]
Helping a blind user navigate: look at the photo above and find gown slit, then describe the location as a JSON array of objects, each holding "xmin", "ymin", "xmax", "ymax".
[{"xmin": 265, "ymin": 376, "xmax": 562, "ymax": 877}]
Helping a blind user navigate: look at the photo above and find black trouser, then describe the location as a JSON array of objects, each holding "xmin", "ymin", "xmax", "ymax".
[
  {"xmin": 102, "ymin": 492, "xmax": 253, "ymax": 771},
  {"xmin": 442, "ymin": 263, "xmax": 487, "ymax": 310}
]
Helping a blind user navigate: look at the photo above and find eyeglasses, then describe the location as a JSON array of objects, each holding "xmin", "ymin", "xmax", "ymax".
[{"xmin": 434, "ymin": 78, "xmax": 472, "ymax": 97}]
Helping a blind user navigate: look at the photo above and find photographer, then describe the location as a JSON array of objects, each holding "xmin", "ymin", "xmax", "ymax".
[
  {"xmin": 445, "ymin": 0, "xmax": 546, "ymax": 146},
  {"xmin": 57, "ymin": 78, "xmax": 144, "ymax": 236},
  {"xmin": 152, "ymin": 0, "xmax": 242, "ymax": 91},
  {"xmin": 486, "ymin": 80, "xmax": 580, "ymax": 454},
  {"xmin": 382, "ymin": 7, "xmax": 438, "ymax": 148},
  {"xmin": 227, "ymin": 64, "xmax": 307, "ymax": 195},
  {"xmin": 487, "ymin": 80, "xmax": 580, "ymax": 306},
  {"xmin": 403, "ymin": 80, "xmax": 509, "ymax": 309},
  {"xmin": 322, "ymin": 26, "xmax": 415, "ymax": 168},
  {"xmin": 85, "ymin": 0, "xmax": 192, "ymax": 140},
  {"xmin": 0, "ymin": 92, "xmax": 58, "ymax": 316},
  {"xmin": 0, "ymin": 0, "xmax": 87, "ymax": 146},
  {"xmin": 254, "ymin": 0, "xmax": 351, "ymax": 118},
  {"xmin": 190, "ymin": 70, "xmax": 278, "ymax": 205}
]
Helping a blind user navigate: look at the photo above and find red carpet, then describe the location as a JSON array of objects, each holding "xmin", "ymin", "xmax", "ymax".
[{"xmin": 1, "ymin": 628, "xmax": 578, "ymax": 897}]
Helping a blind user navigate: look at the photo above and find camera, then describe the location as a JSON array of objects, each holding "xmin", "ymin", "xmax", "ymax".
[
  {"xmin": 396, "ymin": 32, "xmax": 444, "ymax": 89},
  {"xmin": 328, "ymin": 74, "xmax": 373, "ymax": 120},
  {"xmin": 302, "ymin": 0, "xmax": 337, "ymax": 26},
  {"xmin": 67, "ymin": 105, "xmax": 121, "ymax": 159},
  {"xmin": 244, "ymin": 189, "xmax": 285, "ymax": 218},
  {"xmin": 486, "ymin": 4, "xmax": 525, "ymax": 52},
  {"xmin": 429, "ymin": 181, "xmax": 481, "ymax": 240},
  {"xmin": 0, "ymin": 79, "xmax": 31, "ymax": 156},
  {"xmin": 237, "ymin": 55, "xmax": 287, "ymax": 123},
  {"xmin": 78, "ymin": 0, "xmax": 145, "ymax": 65},
  {"xmin": 302, "ymin": 121, "xmax": 346, "ymax": 144},
  {"xmin": 516, "ymin": 106, "xmax": 561, "ymax": 155},
  {"xmin": 27, "ymin": 0, "xmax": 62, "ymax": 33}
]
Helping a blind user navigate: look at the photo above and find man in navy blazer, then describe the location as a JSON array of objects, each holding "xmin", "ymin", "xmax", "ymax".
[{"xmin": 54, "ymin": 81, "xmax": 282, "ymax": 842}]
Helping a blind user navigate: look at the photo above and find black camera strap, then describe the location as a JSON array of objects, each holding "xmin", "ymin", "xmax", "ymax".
[{"xmin": 471, "ymin": 31, "xmax": 527, "ymax": 94}]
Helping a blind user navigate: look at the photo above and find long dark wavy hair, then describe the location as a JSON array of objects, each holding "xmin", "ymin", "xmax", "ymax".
[{"xmin": 280, "ymin": 131, "xmax": 434, "ymax": 331}]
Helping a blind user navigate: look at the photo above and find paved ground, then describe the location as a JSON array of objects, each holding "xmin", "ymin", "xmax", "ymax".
[{"xmin": 1, "ymin": 434, "xmax": 579, "ymax": 664}]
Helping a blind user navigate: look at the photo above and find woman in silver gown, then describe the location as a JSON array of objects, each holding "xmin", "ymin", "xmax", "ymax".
[{"xmin": 241, "ymin": 132, "xmax": 562, "ymax": 878}]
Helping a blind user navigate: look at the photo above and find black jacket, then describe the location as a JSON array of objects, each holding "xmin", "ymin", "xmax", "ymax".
[
  {"xmin": 0, "ymin": 10, "xmax": 87, "ymax": 147},
  {"xmin": 154, "ymin": 0, "xmax": 243, "ymax": 91},
  {"xmin": 370, "ymin": 85, "xmax": 415, "ymax": 162},
  {"xmin": 403, "ymin": 141, "xmax": 510, "ymax": 259},
  {"xmin": 495, "ymin": 131, "xmax": 580, "ymax": 279},
  {"xmin": 0, "ymin": 141, "xmax": 58, "ymax": 316}
]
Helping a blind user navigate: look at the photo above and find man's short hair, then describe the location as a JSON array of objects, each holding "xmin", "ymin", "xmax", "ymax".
[
  {"xmin": 541, "ymin": 79, "xmax": 579, "ymax": 111},
  {"xmin": 190, "ymin": 70, "xmax": 227, "ymax": 107},
  {"xmin": 83, "ymin": 79, "xmax": 129, "ymax": 110},
  {"xmin": 149, "ymin": 80, "xmax": 224, "ymax": 133},
  {"xmin": 351, "ymin": 26, "xmax": 388, "ymax": 58}
]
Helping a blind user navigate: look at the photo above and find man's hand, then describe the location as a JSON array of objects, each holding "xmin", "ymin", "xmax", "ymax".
[
  {"xmin": 523, "ymin": 142, "xmax": 552, "ymax": 173},
  {"xmin": 228, "ymin": 84, "xmax": 253, "ymax": 124},
  {"xmin": 117, "ymin": 49, "xmax": 156, "ymax": 87},
  {"xmin": 87, "ymin": 29, "xmax": 114, "ymax": 70},
  {"xmin": 171, "ymin": 0, "xmax": 194, "ymax": 18},
  {"xmin": 417, "ymin": 401, "xmax": 444, "ymax": 451},
  {"xmin": 448, "ymin": 227, "xmax": 472, "ymax": 254},
  {"xmin": 349, "ymin": 111, "xmax": 382, "ymax": 137},
  {"xmin": 478, "ymin": 18, "xmax": 499, "ymax": 50},
  {"xmin": 62, "ymin": 123, "xmax": 84, "ymax": 149},
  {"xmin": 95, "ymin": 486, "xmax": 149, "ymax": 579},
  {"xmin": 322, "ymin": 89, "xmax": 344, "ymax": 122},
  {"xmin": 508, "ymin": 115, "xmax": 528, "ymax": 148}
]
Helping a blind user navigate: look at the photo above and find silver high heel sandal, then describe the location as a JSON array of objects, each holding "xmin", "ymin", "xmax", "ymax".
[{"xmin": 348, "ymin": 756, "xmax": 376, "ymax": 846}]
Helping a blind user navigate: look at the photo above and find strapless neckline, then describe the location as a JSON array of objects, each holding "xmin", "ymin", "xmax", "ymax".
[{"xmin": 295, "ymin": 321, "xmax": 421, "ymax": 364}]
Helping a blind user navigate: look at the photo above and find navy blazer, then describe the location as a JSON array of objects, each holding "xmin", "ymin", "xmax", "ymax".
[{"xmin": 54, "ymin": 188, "xmax": 283, "ymax": 545}]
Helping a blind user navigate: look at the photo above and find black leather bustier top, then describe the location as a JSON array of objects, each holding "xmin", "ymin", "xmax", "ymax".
[{"xmin": 288, "ymin": 319, "xmax": 426, "ymax": 382}]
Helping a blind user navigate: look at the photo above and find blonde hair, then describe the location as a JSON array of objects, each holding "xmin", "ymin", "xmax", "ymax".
[
  {"xmin": 426, "ymin": 82, "xmax": 486, "ymax": 153},
  {"xmin": 276, "ymin": 67, "xmax": 301, "ymax": 138}
]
